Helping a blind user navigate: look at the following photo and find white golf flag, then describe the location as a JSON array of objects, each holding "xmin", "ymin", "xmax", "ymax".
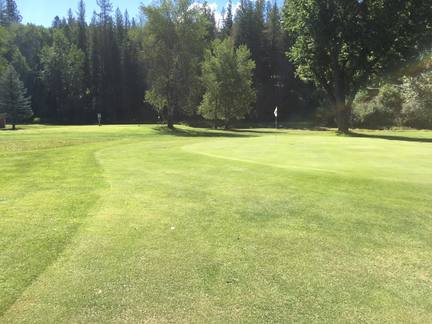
[{"xmin": 274, "ymin": 107, "xmax": 278, "ymax": 117}]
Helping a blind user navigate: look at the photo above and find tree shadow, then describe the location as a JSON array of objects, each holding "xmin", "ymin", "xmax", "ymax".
[
  {"xmin": 153, "ymin": 126, "xmax": 256, "ymax": 138},
  {"xmin": 0, "ymin": 128, "xmax": 19, "ymax": 132},
  {"xmin": 348, "ymin": 132, "xmax": 432, "ymax": 143},
  {"xmin": 230, "ymin": 129, "xmax": 278, "ymax": 134},
  {"xmin": 231, "ymin": 126, "xmax": 329, "ymax": 134}
]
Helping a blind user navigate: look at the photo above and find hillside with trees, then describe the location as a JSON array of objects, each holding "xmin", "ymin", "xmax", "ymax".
[{"xmin": 0, "ymin": 0, "xmax": 431, "ymax": 130}]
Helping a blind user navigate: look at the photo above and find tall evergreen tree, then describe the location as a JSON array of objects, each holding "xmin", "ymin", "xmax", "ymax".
[
  {"xmin": 52, "ymin": 16, "xmax": 62, "ymax": 29},
  {"xmin": 76, "ymin": 0, "xmax": 91, "ymax": 115},
  {"xmin": 77, "ymin": 1, "xmax": 87, "ymax": 52},
  {"xmin": 124, "ymin": 10, "xmax": 130, "ymax": 30},
  {"xmin": 222, "ymin": 0, "xmax": 233, "ymax": 37},
  {"xmin": 5, "ymin": 0, "xmax": 20, "ymax": 24},
  {"xmin": 234, "ymin": 0, "xmax": 268, "ymax": 119},
  {"xmin": 40, "ymin": 30, "xmax": 84, "ymax": 122},
  {"xmin": 90, "ymin": 0, "xmax": 121, "ymax": 121},
  {"xmin": 0, "ymin": 65, "xmax": 32, "ymax": 129},
  {"xmin": 97, "ymin": 0, "xmax": 113, "ymax": 26},
  {"xmin": 0, "ymin": 0, "xmax": 7, "ymax": 26},
  {"xmin": 0, "ymin": 0, "xmax": 20, "ymax": 25},
  {"xmin": 261, "ymin": 2, "xmax": 283, "ymax": 117},
  {"xmin": 200, "ymin": 2, "xmax": 216, "ymax": 42}
]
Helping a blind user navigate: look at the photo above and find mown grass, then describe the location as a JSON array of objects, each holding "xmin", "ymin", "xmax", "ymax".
[{"xmin": 1, "ymin": 125, "xmax": 432, "ymax": 323}]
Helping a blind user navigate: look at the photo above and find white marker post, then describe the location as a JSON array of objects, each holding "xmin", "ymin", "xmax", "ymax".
[{"xmin": 274, "ymin": 107, "xmax": 278, "ymax": 129}]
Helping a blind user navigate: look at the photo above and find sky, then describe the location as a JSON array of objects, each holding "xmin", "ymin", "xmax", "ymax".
[
  {"xmin": 18, "ymin": 0, "xmax": 148, "ymax": 26},
  {"xmin": 17, "ymin": 0, "xmax": 236, "ymax": 27}
]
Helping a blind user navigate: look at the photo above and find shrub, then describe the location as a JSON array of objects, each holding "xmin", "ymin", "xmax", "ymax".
[
  {"xmin": 352, "ymin": 84, "xmax": 403, "ymax": 129},
  {"xmin": 400, "ymin": 71, "xmax": 432, "ymax": 129}
]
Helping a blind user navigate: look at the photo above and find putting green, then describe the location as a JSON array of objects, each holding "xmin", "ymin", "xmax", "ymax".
[{"xmin": 1, "ymin": 125, "xmax": 431, "ymax": 323}]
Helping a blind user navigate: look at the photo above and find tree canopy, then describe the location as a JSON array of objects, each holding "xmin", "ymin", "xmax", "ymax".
[
  {"xmin": 200, "ymin": 37, "xmax": 255, "ymax": 128},
  {"xmin": 142, "ymin": 0, "xmax": 210, "ymax": 128},
  {"xmin": 0, "ymin": 64, "xmax": 32, "ymax": 129},
  {"xmin": 283, "ymin": 0, "xmax": 432, "ymax": 132}
]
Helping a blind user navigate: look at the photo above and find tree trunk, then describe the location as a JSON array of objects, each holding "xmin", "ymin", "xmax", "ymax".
[
  {"xmin": 335, "ymin": 100, "xmax": 350, "ymax": 134},
  {"xmin": 333, "ymin": 72, "xmax": 350, "ymax": 134},
  {"xmin": 12, "ymin": 124, "xmax": 16, "ymax": 130},
  {"xmin": 330, "ymin": 53, "xmax": 351, "ymax": 134},
  {"xmin": 213, "ymin": 100, "xmax": 218, "ymax": 129},
  {"xmin": 167, "ymin": 115, "xmax": 174, "ymax": 129}
]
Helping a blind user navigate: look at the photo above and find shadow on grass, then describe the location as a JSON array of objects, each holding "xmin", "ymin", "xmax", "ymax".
[
  {"xmin": 230, "ymin": 129, "xmax": 278, "ymax": 134},
  {"xmin": 348, "ymin": 132, "xmax": 432, "ymax": 143},
  {"xmin": 0, "ymin": 128, "xmax": 20, "ymax": 132},
  {"xmin": 231, "ymin": 126, "xmax": 329, "ymax": 134},
  {"xmin": 154, "ymin": 126, "xmax": 256, "ymax": 138}
]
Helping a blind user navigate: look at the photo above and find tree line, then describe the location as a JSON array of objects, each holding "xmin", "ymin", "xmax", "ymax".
[{"xmin": 0, "ymin": 0, "xmax": 431, "ymax": 132}]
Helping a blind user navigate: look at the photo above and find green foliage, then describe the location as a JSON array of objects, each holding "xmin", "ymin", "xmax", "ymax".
[
  {"xmin": 0, "ymin": 25, "xmax": 30, "ymax": 77},
  {"xmin": 0, "ymin": 0, "xmax": 318, "ymax": 125},
  {"xmin": 40, "ymin": 30, "xmax": 84, "ymax": 122},
  {"xmin": 221, "ymin": 0, "xmax": 233, "ymax": 37},
  {"xmin": 0, "ymin": 0, "xmax": 21, "ymax": 26},
  {"xmin": 352, "ymin": 85, "xmax": 403, "ymax": 129},
  {"xmin": 351, "ymin": 53, "xmax": 432, "ymax": 130},
  {"xmin": 199, "ymin": 37, "xmax": 256, "ymax": 128},
  {"xmin": 283, "ymin": 0, "xmax": 432, "ymax": 132},
  {"xmin": 0, "ymin": 26, "xmax": 10, "ymax": 72},
  {"xmin": 0, "ymin": 65, "xmax": 32, "ymax": 128},
  {"xmin": 142, "ymin": 0, "xmax": 210, "ymax": 128},
  {"xmin": 401, "ymin": 71, "xmax": 432, "ymax": 129}
]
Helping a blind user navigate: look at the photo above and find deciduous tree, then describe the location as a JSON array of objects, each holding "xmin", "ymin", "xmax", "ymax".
[
  {"xmin": 142, "ymin": 0, "xmax": 209, "ymax": 128},
  {"xmin": 283, "ymin": 0, "xmax": 432, "ymax": 133},
  {"xmin": 199, "ymin": 37, "xmax": 255, "ymax": 128}
]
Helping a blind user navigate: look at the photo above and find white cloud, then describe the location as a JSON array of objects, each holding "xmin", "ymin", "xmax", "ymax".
[
  {"xmin": 190, "ymin": 0, "xmax": 255, "ymax": 30},
  {"xmin": 190, "ymin": 2, "xmax": 223, "ymax": 29}
]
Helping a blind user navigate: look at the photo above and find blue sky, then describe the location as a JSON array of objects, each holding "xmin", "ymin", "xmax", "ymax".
[
  {"xmin": 17, "ymin": 0, "xmax": 282, "ymax": 27},
  {"xmin": 18, "ymin": 0, "xmax": 148, "ymax": 26}
]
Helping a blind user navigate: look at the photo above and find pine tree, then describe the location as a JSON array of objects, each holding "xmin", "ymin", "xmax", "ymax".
[
  {"xmin": 40, "ymin": 30, "xmax": 84, "ymax": 123},
  {"xmin": 77, "ymin": 2, "xmax": 89, "ymax": 74},
  {"xmin": 5, "ymin": 0, "xmax": 21, "ymax": 24},
  {"xmin": 0, "ymin": 0, "xmax": 7, "ymax": 26},
  {"xmin": 222, "ymin": 0, "xmax": 233, "ymax": 37},
  {"xmin": 65, "ymin": 8, "xmax": 77, "ymax": 42},
  {"xmin": 124, "ymin": 10, "xmax": 130, "ymax": 30},
  {"xmin": 52, "ymin": 16, "xmax": 62, "ymax": 28},
  {"xmin": 97, "ymin": 0, "xmax": 113, "ymax": 26},
  {"xmin": 0, "ymin": 65, "xmax": 32, "ymax": 130},
  {"xmin": 0, "ymin": 0, "xmax": 20, "ymax": 25},
  {"xmin": 88, "ymin": 0, "xmax": 119, "ymax": 122},
  {"xmin": 76, "ymin": 0, "xmax": 92, "ymax": 121}
]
